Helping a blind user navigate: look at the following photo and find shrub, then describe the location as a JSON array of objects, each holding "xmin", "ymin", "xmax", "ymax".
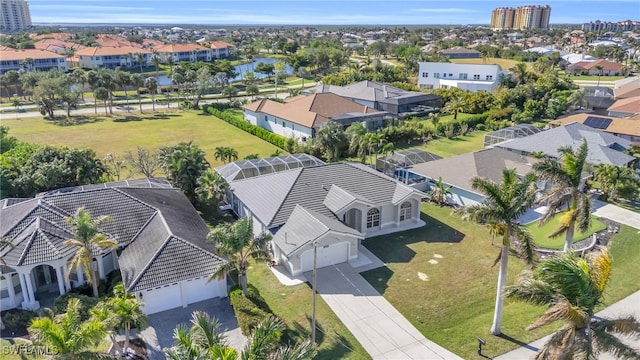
[
  {"xmin": 53, "ymin": 293, "xmax": 100, "ymax": 321},
  {"xmin": 229, "ymin": 285, "xmax": 273, "ymax": 335},
  {"xmin": 204, "ymin": 107, "xmax": 287, "ymax": 150}
]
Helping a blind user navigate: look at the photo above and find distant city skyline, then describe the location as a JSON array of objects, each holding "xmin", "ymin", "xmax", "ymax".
[{"xmin": 27, "ymin": 0, "xmax": 639, "ymax": 25}]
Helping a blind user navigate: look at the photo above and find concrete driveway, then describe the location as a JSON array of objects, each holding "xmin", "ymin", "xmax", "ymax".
[
  {"xmin": 307, "ymin": 263, "xmax": 461, "ymax": 360},
  {"xmin": 592, "ymin": 200, "xmax": 640, "ymax": 230},
  {"xmin": 140, "ymin": 297, "xmax": 247, "ymax": 360}
]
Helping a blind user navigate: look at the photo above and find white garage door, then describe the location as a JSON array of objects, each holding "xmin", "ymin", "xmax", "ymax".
[
  {"xmin": 183, "ymin": 277, "xmax": 226, "ymax": 305},
  {"xmin": 142, "ymin": 284, "xmax": 181, "ymax": 314},
  {"xmin": 300, "ymin": 242, "xmax": 349, "ymax": 273}
]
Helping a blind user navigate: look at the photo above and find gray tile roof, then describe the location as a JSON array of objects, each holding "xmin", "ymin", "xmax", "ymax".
[
  {"xmin": 496, "ymin": 123, "xmax": 634, "ymax": 166},
  {"xmin": 410, "ymin": 148, "xmax": 539, "ymax": 192},
  {"xmin": 311, "ymin": 80, "xmax": 439, "ymax": 106},
  {"xmin": 230, "ymin": 162, "xmax": 425, "ymax": 229},
  {"xmin": 272, "ymin": 205, "xmax": 363, "ymax": 256},
  {"xmin": 323, "ymin": 184, "xmax": 374, "ymax": 214},
  {"xmin": 0, "ymin": 181, "xmax": 226, "ymax": 292}
]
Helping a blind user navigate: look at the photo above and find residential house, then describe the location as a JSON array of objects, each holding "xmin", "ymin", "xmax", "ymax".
[
  {"xmin": 33, "ymin": 39, "xmax": 85, "ymax": 56},
  {"xmin": 417, "ymin": 62, "xmax": 503, "ymax": 92},
  {"xmin": 607, "ymin": 96, "xmax": 640, "ymax": 118},
  {"xmin": 0, "ymin": 179, "xmax": 227, "ymax": 315},
  {"xmin": 408, "ymin": 147, "xmax": 540, "ymax": 206},
  {"xmin": 75, "ymin": 46, "xmax": 151, "ymax": 69},
  {"xmin": 220, "ymin": 162, "xmax": 426, "ymax": 276},
  {"xmin": 613, "ymin": 78, "xmax": 640, "ymax": 99},
  {"xmin": 550, "ymin": 114, "xmax": 640, "ymax": 143},
  {"xmin": 496, "ymin": 122, "xmax": 635, "ymax": 166},
  {"xmin": 0, "ymin": 48, "xmax": 67, "ymax": 74},
  {"xmin": 155, "ymin": 43, "xmax": 212, "ymax": 63},
  {"xmin": 561, "ymin": 53, "xmax": 595, "ymax": 65},
  {"xmin": 437, "ymin": 47, "xmax": 481, "ymax": 59},
  {"xmin": 210, "ymin": 41, "xmax": 232, "ymax": 58},
  {"xmin": 614, "ymin": 76, "xmax": 640, "ymax": 89},
  {"xmin": 308, "ymin": 80, "xmax": 441, "ymax": 116},
  {"xmin": 242, "ymin": 93, "xmax": 388, "ymax": 141},
  {"xmin": 567, "ymin": 59, "xmax": 625, "ymax": 76}
]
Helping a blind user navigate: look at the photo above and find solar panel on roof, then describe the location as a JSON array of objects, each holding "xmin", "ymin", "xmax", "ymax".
[{"xmin": 584, "ymin": 116, "xmax": 612, "ymax": 130}]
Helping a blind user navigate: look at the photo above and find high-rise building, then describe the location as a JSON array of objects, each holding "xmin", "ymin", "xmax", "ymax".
[
  {"xmin": 0, "ymin": 0, "xmax": 32, "ymax": 33},
  {"xmin": 491, "ymin": 5, "xmax": 551, "ymax": 30}
]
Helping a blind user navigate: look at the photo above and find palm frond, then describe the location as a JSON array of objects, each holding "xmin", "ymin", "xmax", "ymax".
[
  {"xmin": 586, "ymin": 248, "xmax": 612, "ymax": 293},
  {"xmin": 592, "ymin": 324, "xmax": 640, "ymax": 360},
  {"xmin": 534, "ymin": 325, "xmax": 575, "ymax": 360},
  {"xmin": 576, "ymin": 194, "xmax": 592, "ymax": 233},
  {"xmin": 591, "ymin": 316, "xmax": 640, "ymax": 336},
  {"xmin": 527, "ymin": 299, "xmax": 589, "ymax": 330},
  {"xmin": 208, "ymin": 261, "xmax": 237, "ymax": 282},
  {"xmin": 269, "ymin": 339, "xmax": 316, "ymax": 360},
  {"xmin": 512, "ymin": 226, "xmax": 537, "ymax": 267}
]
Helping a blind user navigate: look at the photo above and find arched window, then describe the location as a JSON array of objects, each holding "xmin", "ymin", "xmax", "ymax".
[
  {"xmin": 400, "ymin": 201, "xmax": 412, "ymax": 221},
  {"xmin": 367, "ymin": 208, "xmax": 380, "ymax": 228}
]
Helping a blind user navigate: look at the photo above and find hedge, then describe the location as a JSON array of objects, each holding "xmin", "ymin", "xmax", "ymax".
[
  {"xmin": 53, "ymin": 293, "xmax": 101, "ymax": 321},
  {"xmin": 204, "ymin": 107, "xmax": 288, "ymax": 150},
  {"xmin": 229, "ymin": 284, "xmax": 273, "ymax": 335}
]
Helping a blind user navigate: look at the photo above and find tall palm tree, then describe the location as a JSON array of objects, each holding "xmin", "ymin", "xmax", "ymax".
[
  {"xmin": 595, "ymin": 64, "xmax": 604, "ymax": 88},
  {"xmin": 346, "ymin": 121, "xmax": 368, "ymax": 163},
  {"xmin": 109, "ymin": 284, "xmax": 147, "ymax": 354},
  {"xmin": 511, "ymin": 62, "xmax": 530, "ymax": 85},
  {"xmin": 145, "ymin": 77, "xmax": 158, "ymax": 112},
  {"xmin": 135, "ymin": 52, "xmax": 146, "ymax": 74},
  {"xmin": 94, "ymin": 87, "xmax": 110, "ymax": 116},
  {"xmin": 505, "ymin": 249, "xmax": 640, "ymax": 359},
  {"xmin": 457, "ymin": 169, "xmax": 538, "ymax": 335},
  {"xmin": 151, "ymin": 52, "xmax": 162, "ymax": 78},
  {"xmin": 207, "ymin": 217, "xmax": 271, "ymax": 297},
  {"xmin": 29, "ymin": 298, "xmax": 109, "ymax": 358},
  {"xmin": 315, "ymin": 121, "xmax": 348, "ymax": 162},
  {"xmin": 114, "ymin": 68, "xmax": 131, "ymax": 111},
  {"xmin": 130, "ymin": 73, "xmax": 144, "ymax": 113},
  {"xmin": 65, "ymin": 207, "xmax": 118, "ymax": 298},
  {"xmin": 196, "ymin": 170, "xmax": 228, "ymax": 208},
  {"xmin": 533, "ymin": 140, "xmax": 592, "ymax": 252}
]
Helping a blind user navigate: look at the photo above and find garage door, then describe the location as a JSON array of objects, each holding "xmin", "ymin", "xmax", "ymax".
[
  {"xmin": 300, "ymin": 242, "xmax": 349, "ymax": 273},
  {"xmin": 183, "ymin": 277, "xmax": 226, "ymax": 305},
  {"xmin": 142, "ymin": 284, "xmax": 181, "ymax": 314}
]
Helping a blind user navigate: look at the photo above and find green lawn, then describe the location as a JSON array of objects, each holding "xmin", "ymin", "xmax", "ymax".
[
  {"xmin": 568, "ymin": 75, "xmax": 625, "ymax": 81},
  {"xmin": 526, "ymin": 215, "xmax": 607, "ymax": 249},
  {"xmin": 249, "ymin": 263, "xmax": 370, "ymax": 359},
  {"xmin": 450, "ymin": 57, "xmax": 529, "ymax": 70},
  {"xmin": 419, "ymin": 130, "xmax": 489, "ymax": 158},
  {"xmin": 3, "ymin": 110, "xmax": 282, "ymax": 168},
  {"xmin": 360, "ymin": 203, "xmax": 640, "ymax": 359}
]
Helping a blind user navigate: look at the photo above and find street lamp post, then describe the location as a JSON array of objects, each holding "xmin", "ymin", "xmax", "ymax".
[{"xmin": 311, "ymin": 241, "xmax": 318, "ymax": 344}]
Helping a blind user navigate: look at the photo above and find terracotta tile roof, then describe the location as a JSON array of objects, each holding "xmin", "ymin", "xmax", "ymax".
[
  {"xmin": 30, "ymin": 33, "xmax": 72, "ymax": 41},
  {"xmin": 33, "ymin": 39, "xmax": 86, "ymax": 55},
  {"xmin": 75, "ymin": 46, "xmax": 151, "ymax": 57},
  {"xmin": 607, "ymin": 95, "xmax": 640, "ymax": 114},
  {"xmin": 243, "ymin": 93, "xmax": 382, "ymax": 128},
  {"xmin": 210, "ymin": 41, "xmax": 232, "ymax": 49},
  {"xmin": 614, "ymin": 80, "xmax": 640, "ymax": 99},
  {"xmin": 569, "ymin": 59, "xmax": 624, "ymax": 71},
  {"xmin": 155, "ymin": 43, "xmax": 210, "ymax": 53},
  {"xmin": 551, "ymin": 113, "xmax": 640, "ymax": 138},
  {"xmin": 0, "ymin": 48, "xmax": 65, "ymax": 61}
]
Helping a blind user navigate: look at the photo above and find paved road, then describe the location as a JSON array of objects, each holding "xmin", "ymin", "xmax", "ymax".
[
  {"xmin": 572, "ymin": 80, "xmax": 616, "ymax": 88},
  {"xmin": 494, "ymin": 291, "xmax": 640, "ymax": 360},
  {"xmin": 307, "ymin": 263, "xmax": 461, "ymax": 360}
]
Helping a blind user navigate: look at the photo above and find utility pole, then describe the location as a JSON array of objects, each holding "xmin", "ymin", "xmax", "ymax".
[{"xmin": 311, "ymin": 241, "xmax": 318, "ymax": 344}]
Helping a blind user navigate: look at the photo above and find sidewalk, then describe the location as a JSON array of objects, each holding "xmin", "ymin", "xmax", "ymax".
[
  {"xmin": 494, "ymin": 291, "xmax": 640, "ymax": 359},
  {"xmin": 592, "ymin": 199, "xmax": 640, "ymax": 230}
]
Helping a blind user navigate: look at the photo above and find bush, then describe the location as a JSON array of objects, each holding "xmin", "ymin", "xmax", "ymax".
[
  {"xmin": 53, "ymin": 293, "xmax": 100, "ymax": 321},
  {"xmin": 204, "ymin": 107, "xmax": 287, "ymax": 150},
  {"xmin": 229, "ymin": 285, "xmax": 273, "ymax": 335}
]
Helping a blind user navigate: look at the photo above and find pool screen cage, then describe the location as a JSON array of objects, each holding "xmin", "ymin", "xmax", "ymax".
[
  {"xmin": 483, "ymin": 124, "xmax": 542, "ymax": 148},
  {"xmin": 215, "ymin": 153, "xmax": 325, "ymax": 182},
  {"xmin": 376, "ymin": 149, "xmax": 441, "ymax": 176}
]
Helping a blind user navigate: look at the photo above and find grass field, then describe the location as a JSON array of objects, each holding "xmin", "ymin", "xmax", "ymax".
[
  {"xmin": 526, "ymin": 215, "xmax": 607, "ymax": 249},
  {"xmin": 3, "ymin": 110, "xmax": 282, "ymax": 168},
  {"xmin": 568, "ymin": 75, "xmax": 625, "ymax": 81},
  {"xmin": 450, "ymin": 57, "xmax": 528, "ymax": 70},
  {"xmin": 361, "ymin": 203, "xmax": 640, "ymax": 359},
  {"xmin": 249, "ymin": 263, "xmax": 370, "ymax": 359},
  {"xmin": 419, "ymin": 130, "xmax": 488, "ymax": 158}
]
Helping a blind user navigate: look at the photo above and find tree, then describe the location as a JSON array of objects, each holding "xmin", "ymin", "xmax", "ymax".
[
  {"xmin": 428, "ymin": 177, "xmax": 452, "ymax": 206},
  {"xmin": 29, "ymin": 298, "xmax": 108, "ymax": 358},
  {"xmin": 346, "ymin": 121, "xmax": 368, "ymax": 163},
  {"xmin": 457, "ymin": 169, "xmax": 537, "ymax": 335},
  {"xmin": 159, "ymin": 142, "xmax": 210, "ymax": 204},
  {"xmin": 135, "ymin": 52, "xmax": 146, "ymax": 74},
  {"xmin": 505, "ymin": 249, "xmax": 640, "ymax": 359},
  {"xmin": 151, "ymin": 53, "xmax": 162, "ymax": 77},
  {"xmin": 145, "ymin": 77, "xmax": 158, "ymax": 112},
  {"xmin": 274, "ymin": 61, "xmax": 287, "ymax": 98},
  {"xmin": 533, "ymin": 141, "xmax": 592, "ymax": 252},
  {"xmin": 94, "ymin": 87, "xmax": 110, "ymax": 116},
  {"xmin": 510, "ymin": 63, "xmax": 531, "ymax": 85},
  {"xmin": 214, "ymin": 146, "xmax": 238, "ymax": 164},
  {"xmin": 103, "ymin": 153, "xmax": 127, "ymax": 181},
  {"xmin": 246, "ymin": 84, "xmax": 260, "ymax": 100},
  {"xmin": 594, "ymin": 163, "xmax": 639, "ymax": 201},
  {"xmin": 65, "ymin": 207, "xmax": 119, "ymax": 297},
  {"xmin": 255, "ymin": 62, "xmax": 275, "ymax": 81},
  {"xmin": 193, "ymin": 67, "xmax": 214, "ymax": 109},
  {"xmin": 196, "ymin": 170, "xmax": 228, "ymax": 208},
  {"xmin": 595, "ymin": 64, "xmax": 604, "ymax": 88},
  {"xmin": 222, "ymin": 85, "xmax": 238, "ymax": 101},
  {"xmin": 315, "ymin": 121, "xmax": 347, "ymax": 162},
  {"xmin": 114, "ymin": 68, "xmax": 131, "ymax": 110},
  {"xmin": 130, "ymin": 73, "xmax": 144, "ymax": 113},
  {"xmin": 125, "ymin": 146, "xmax": 160, "ymax": 178},
  {"xmin": 442, "ymin": 95, "xmax": 465, "ymax": 120},
  {"xmin": 207, "ymin": 217, "xmax": 271, "ymax": 297}
]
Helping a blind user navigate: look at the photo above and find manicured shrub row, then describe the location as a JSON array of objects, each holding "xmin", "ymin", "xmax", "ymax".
[
  {"xmin": 229, "ymin": 284, "xmax": 273, "ymax": 335},
  {"xmin": 205, "ymin": 107, "xmax": 287, "ymax": 150}
]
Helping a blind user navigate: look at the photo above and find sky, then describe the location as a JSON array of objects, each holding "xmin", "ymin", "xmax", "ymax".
[{"xmin": 28, "ymin": 0, "xmax": 640, "ymax": 26}]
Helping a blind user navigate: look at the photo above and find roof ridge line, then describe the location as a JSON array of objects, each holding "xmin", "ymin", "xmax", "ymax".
[
  {"xmin": 1, "ymin": 198, "xmax": 42, "ymax": 237},
  {"xmin": 112, "ymin": 187, "xmax": 159, "ymax": 213},
  {"xmin": 17, "ymin": 230, "xmax": 38, "ymax": 266},
  {"xmin": 127, "ymin": 233, "xmax": 172, "ymax": 291},
  {"xmin": 267, "ymin": 167, "xmax": 305, "ymax": 228},
  {"xmin": 37, "ymin": 225, "xmax": 64, "ymax": 259}
]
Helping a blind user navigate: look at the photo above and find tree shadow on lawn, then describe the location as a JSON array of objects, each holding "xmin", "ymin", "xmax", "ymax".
[
  {"xmin": 285, "ymin": 318, "xmax": 356, "ymax": 359},
  {"xmin": 50, "ymin": 115, "xmax": 106, "ymax": 126},
  {"xmin": 361, "ymin": 266, "xmax": 394, "ymax": 295},
  {"xmin": 496, "ymin": 333, "xmax": 539, "ymax": 352},
  {"xmin": 113, "ymin": 113, "xmax": 180, "ymax": 122}
]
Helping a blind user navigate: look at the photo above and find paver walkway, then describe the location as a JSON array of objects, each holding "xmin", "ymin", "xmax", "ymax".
[
  {"xmin": 307, "ymin": 263, "xmax": 461, "ymax": 360},
  {"xmin": 494, "ymin": 290, "xmax": 640, "ymax": 359}
]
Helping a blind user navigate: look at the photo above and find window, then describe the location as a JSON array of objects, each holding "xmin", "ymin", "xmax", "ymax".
[
  {"xmin": 434, "ymin": 73, "xmax": 440, "ymax": 78},
  {"xmin": 486, "ymin": 75, "xmax": 493, "ymax": 80},
  {"xmin": 400, "ymin": 202, "xmax": 412, "ymax": 221},
  {"xmin": 367, "ymin": 208, "xmax": 380, "ymax": 228},
  {"xmin": 422, "ymin": 72, "xmax": 429, "ymax": 78},
  {"xmin": 473, "ymin": 74, "xmax": 480, "ymax": 80},
  {"xmin": 283, "ymin": 121, "xmax": 287, "ymax": 127},
  {"xmin": 449, "ymin": 73, "xmax": 453, "ymax": 77},
  {"xmin": 459, "ymin": 73, "xmax": 468, "ymax": 80}
]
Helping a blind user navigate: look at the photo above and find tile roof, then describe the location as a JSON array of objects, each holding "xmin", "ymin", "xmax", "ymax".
[
  {"xmin": 568, "ymin": 59, "xmax": 624, "ymax": 71},
  {"xmin": 607, "ymin": 95, "xmax": 640, "ymax": 114},
  {"xmin": 75, "ymin": 46, "xmax": 151, "ymax": 57},
  {"xmin": 0, "ymin": 181, "xmax": 225, "ymax": 292},
  {"xmin": 272, "ymin": 205, "xmax": 363, "ymax": 256},
  {"xmin": 438, "ymin": 46, "xmax": 481, "ymax": 55},
  {"xmin": 155, "ymin": 44, "xmax": 210, "ymax": 53},
  {"xmin": 323, "ymin": 184, "xmax": 374, "ymax": 214},
  {"xmin": 311, "ymin": 80, "xmax": 439, "ymax": 105},
  {"xmin": 210, "ymin": 41, "xmax": 232, "ymax": 49},
  {"xmin": 230, "ymin": 162, "xmax": 425, "ymax": 229},
  {"xmin": 614, "ymin": 82, "xmax": 640, "ymax": 99},
  {"xmin": 0, "ymin": 48, "xmax": 65, "ymax": 61},
  {"xmin": 496, "ymin": 123, "xmax": 634, "ymax": 166},
  {"xmin": 550, "ymin": 114, "xmax": 640, "ymax": 138},
  {"xmin": 243, "ymin": 92, "xmax": 384, "ymax": 128}
]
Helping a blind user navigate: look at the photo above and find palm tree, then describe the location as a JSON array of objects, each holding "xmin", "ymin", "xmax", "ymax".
[
  {"xmin": 428, "ymin": 177, "xmax": 452, "ymax": 206},
  {"xmin": 72, "ymin": 69, "xmax": 86, "ymax": 102},
  {"xmin": 29, "ymin": 298, "xmax": 108, "ymax": 358},
  {"xmin": 108, "ymin": 284, "xmax": 147, "ymax": 354},
  {"xmin": 196, "ymin": 170, "xmax": 228, "ymax": 208},
  {"xmin": 151, "ymin": 52, "xmax": 162, "ymax": 78},
  {"xmin": 94, "ymin": 87, "xmax": 110, "ymax": 116},
  {"xmin": 505, "ymin": 248, "xmax": 640, "ymax": 359},
  {"xmin": 595, "ymin": 64, "xmax": 604, "ymax": 88},
  {"xmin": 214, "ymin": 146, "xmax": 238, "ymax": 164},
  {"xmin": 511, "ymin": 62, "xmax": 530, "ymax": 85},
  {"xmin": 159, "ymin": 142, "xmax": 210, "ymax": 204},
  {"xmin": 145, "ymin": 77, "xmax": 158, "ymax": 112},
  {"xmin": 65, "ymin": 207, "xmax": 118, "ymax": 298},
  {"xmin": 457, "ymin": 169, "xmax": 538, "ymax": 335},
  {"xmin": 130, "ymin": 73, "xmax": 144, "ymax": 113},
  {"xmin": 346, "ymin": 121, "xmax": 368, "ymax": 163},
  {"xmin": 135, "ymin": 52, "xmax": 146, "ymax": 74},
  {"xmin": 114, "ymin": 68, "xmax": 131, "ymax": 111},
  {"xmin": 593, "ymin": 163, "xmax": 638, "ymax": 201},
  {"xmin": 442, "ymin": 95, "xmax": 465, "ymax": 121},
  {"xmin": 533, "ymin": 141, "xmax": 592, "ymax": 252},
  {"xmin": 315, "ymin": 121, "xmax": 347, "ymax": 162},
  {"xmin": 207, "ymin": 217, "xmax": 271, "ymax": 297}
]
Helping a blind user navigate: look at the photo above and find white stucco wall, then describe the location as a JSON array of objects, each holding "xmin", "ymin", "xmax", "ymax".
[
  {"xmin": 418, "ymin": 62, "xmax": 501, "ymax": 92},
  {"xmin": 244, "ymin": 109, "xmax": 313, "ymax": 140}
]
